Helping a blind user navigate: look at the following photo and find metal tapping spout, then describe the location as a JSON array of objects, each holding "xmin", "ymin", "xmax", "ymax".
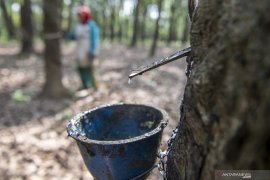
[{"xmin": 128, "ymin": 47, "xmax": 191, "ymax": 80}]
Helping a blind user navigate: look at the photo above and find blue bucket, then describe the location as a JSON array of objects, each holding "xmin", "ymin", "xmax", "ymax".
[{"xmin": 66, "ymin": 104, "xmax": 168, "ymax": 180}]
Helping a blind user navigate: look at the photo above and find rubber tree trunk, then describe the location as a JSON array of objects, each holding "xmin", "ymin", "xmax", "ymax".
[
  {"xmin": 41, "ymin": 0, "xmax": 69, "ymax": 99},
  {"xmin": 124, "ymin": 18, "xmax": 130, "ymax": 41},
  {"xmin": 181, "ymin": 15, "xmax": 189, "ymax": 44},
  {"xmin": 118, "ymin": 22, "xmax": 123, "ymax": 42},
  {"xmin": 0, "ymin": 0, "xmax": 16, "ymax": 38},
  {"xmin": 140, "ymin": 3, "xmax": 148, "ymax": 43},
  {"xmin": 110, "ymin": 6, "xmax": 116, "ymax": 42},
  {"xmin": 66, "ymin": 0, "xmax": 74, "ymax": 33},
  {"xmin": 167, "ymin": 0, "xmax": 270, "ymax": 179},
  {"xmin": 101, "ymin": 1, "xmax": 108, "ymax": 39},
  {"xmin": 149, "ymin": 0, "xmax": 163, "ymax": 57},
  {"xmin": 59, "ymin": 0, "xmax": 64, "ymax": 29},
  {"xmin": 167, "ymin": 0, "xmax": 178, "ymax": 43},
  {"xmin": 20, "ymin": 0, "xmax": 33, "ymax": 54},
  {"xmin": 117, "ymin": 0, "xmax": 124, "ymax": 42},
  {"xmin": 130, "ymin": 0, "xmax": 141, "ymax": 47}
]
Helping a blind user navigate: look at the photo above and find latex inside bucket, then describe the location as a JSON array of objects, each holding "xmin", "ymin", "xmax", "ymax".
[{"xmin": 67, "ymin": 104, "xmax": 166, "ymax": 143}]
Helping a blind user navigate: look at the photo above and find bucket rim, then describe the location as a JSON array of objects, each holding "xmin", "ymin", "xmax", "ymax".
[{"xmin": 66, "ymin": 103, "xmax": 168, "ymax": 145}]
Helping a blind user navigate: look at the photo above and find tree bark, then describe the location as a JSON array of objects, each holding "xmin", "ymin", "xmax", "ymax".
[
  {"xmin": 101, "ymin": 2, "xmax": 108, "ymax": 39},
  {"xmin": 117, "ymin": 0, "xmax": 124, "ymax": 42},
  {"xmin": 110, "ymin": 5, "xmax": 116, "ymax": 41},
  {"xmin": 0, "ymin": 0, "xmax": 16, "ymax": 38},
  {"xmin": 66, "ymin": 0, "xmax": 74, "ymax": 33},
  {"xmin": 118, "ymin": 22, "xmax": 123, "ymax": 42},
  {"xmin": 181, "ymin": 15, "xmax": 189, "ymax": 44},
  {"xmin": 41, "ymin": 0, "xmax": 69, "ymax": 99},
  {"xmin": 20, "ymin": 0, "xmax": 33, "ymax": 54},
  {"xmin": 167, "ymin": 0, "xmax": 270, "ymax": 179},
  {"xmin": 140, "ymin": 4, "xmax": 148, "ymax": 43},
  {"xmin": 130, "ymin": 0, "xmax": 141, "ymax": 47},
  {"xmin": 167, "ymin": 0, "xmax": 178, "ymax": 43},
  {"xmin": 124, "ymin": 18, "xmax": 130, "ymax": 41},
  {"xmin": 149, "ymin": 0, "xmax": 163, "ymax": 57}
]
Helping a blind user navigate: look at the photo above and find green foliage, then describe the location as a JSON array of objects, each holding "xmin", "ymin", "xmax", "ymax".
[
  {"xmin": 10, "ymin": 89, "xmax": 30, "ymax": 102},
  {"xmin": 62, "ymin": 110, "xmax": 73, "ymax": 119}
]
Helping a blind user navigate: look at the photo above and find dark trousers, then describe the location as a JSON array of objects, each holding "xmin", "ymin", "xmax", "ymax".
[{"xmin": 77, "ymin": 56, "xmax": 97, "ymax": 89}]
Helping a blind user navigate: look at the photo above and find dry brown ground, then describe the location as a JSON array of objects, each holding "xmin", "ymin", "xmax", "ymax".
[{"xmin": 0, "ymin": 42, "xmax": 187, "ymax": 180}]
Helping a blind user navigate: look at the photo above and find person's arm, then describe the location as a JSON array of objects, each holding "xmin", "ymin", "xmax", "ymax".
[
  {"xmin": 89, "ymin": 20, "xmax": 100, "ymax": 55},
  {"xmin": 66, "ymin": 26, "xmax": 77, "ymax": 40}
]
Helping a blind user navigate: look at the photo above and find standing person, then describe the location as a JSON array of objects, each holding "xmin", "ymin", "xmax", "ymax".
[{"xmin": 70, "ymin": 6, "xmax": 100, "ymax": 89}]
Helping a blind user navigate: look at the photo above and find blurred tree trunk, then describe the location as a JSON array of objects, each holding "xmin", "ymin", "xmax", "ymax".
[
  {"xmin": 117, "ymin": 0, "xmax": 124, "ymax": 42},
  {"xmin": 59, "ymin": 0, "xmax": 64, "ymax": 27},
  {"xmin": 167, "ymin": 0, "xmax": 270, "ymax": 179},
  {"xmin": 41, "ymin": 0, "xmax": 69, "ymax": 98},
  {"xmin": 124, "ymin": 18, "xmax": 130, "ymax": 41},
  {"xmin": 140, "ymin": 4, "xmax": 148, "ymax": 43},
  {"xmin": 167, "ymin": 0, "xmax": 178, "ymax": 43},
  {"xmin": 20, "ymin": 0, "xmax": 33, "ymax": 54},
  {"xmin": 130, "ymin": 0, "xmax": 141, "ymax": 47},
  {"xmin": 181, "ymin": 15, "xmax": 189, "ymax": 44},
  {"xmin": 149, "ymin": 0, "xmax": 163, "ymax": 56},
  {"xmin": 0, "ymin": 0, "xmax": 16, "ymax": 38},
  {"xmin": 102, "ymin": 6, "xmax": 107, "ymax": 39},
  {"xmin": 66, "ymin": 0, "xmax": 74, "ymax": 32},
  {"xmin": 118, "ymin": 22, "xmax": 123, "ymax": 42},
  {"xmin": 110, "ymin": 6, "xmax": 116, "ymax": 41}
]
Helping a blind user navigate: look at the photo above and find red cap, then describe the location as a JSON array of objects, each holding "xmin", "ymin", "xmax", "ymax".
[{"xmin": 78, "ymin": 6, "xmax": 91, "ymax": 24}]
